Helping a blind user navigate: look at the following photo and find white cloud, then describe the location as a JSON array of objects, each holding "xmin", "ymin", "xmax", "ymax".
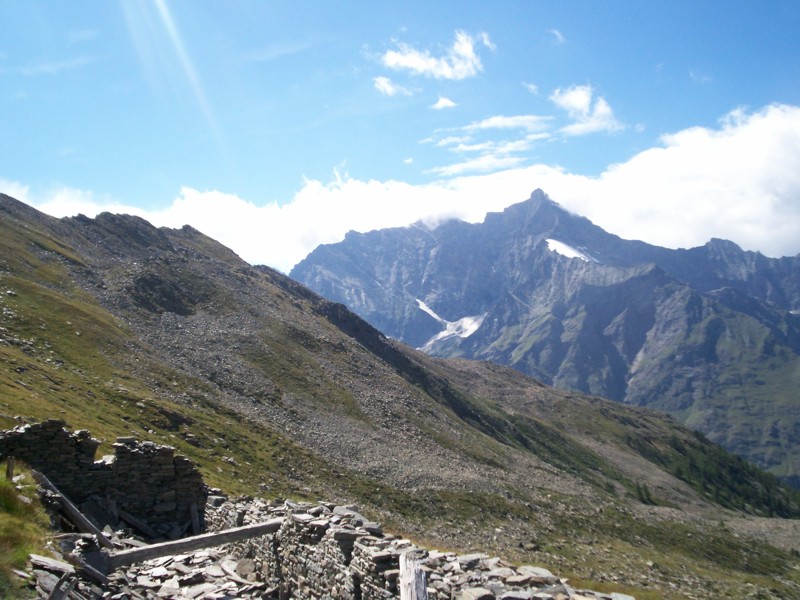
[
  {"xmin": 30, "ymin": 187, "xmax": 144, "ymax": 221},
  {"xmin": 479, "ymin": 32, "xmax": 497, "ymax": 52},
  {"xmin": 373, "ymin": 76, "xmax": 412, "ymax": 96},
  {"xmin": 550, "ymin": 29, "xmax": 566, "ymax": 44},
  {"xmin": 523, "ymin": 82, "xmax": 539, "ymax": 95},
  {"xmin": 425, "ymin": 115, "xmax": 551, "ymax": 177},
  {"xmin": 463, "ymin": 114, "xmax": 552, "ymax": 133},
  {"xmin": 428, "ymin": 155, "xmax": 527, "ymax": 177},
  {"xmin": 434, "ymin": 135, "xmax": 472, "ymax": 147},
  {"xmin": 431, "ymin": 96, "xmax": 457, "ymax": 109},
  {"xmin": 0, "ymin": 179, "xmax": 30, "ymax": 203},
  {"xmin": 452, "ymin": 139, "xmax": 533, "ymax": 155},
  {"xmin": 11, "ymin": 104, "xmax": 800, "ymax": 273},
  {"xmin": 550, "ymin": 84, "xmax": 623, "ymax": 135},
  {"xmin": 380, "ymin": 30, "xmax": 493, "ymax": 80}
]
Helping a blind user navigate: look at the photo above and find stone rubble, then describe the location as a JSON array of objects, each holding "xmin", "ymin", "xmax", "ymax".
[{"xmin": 25, "ymin": 495, "xmax": 636, "ymax": 599}]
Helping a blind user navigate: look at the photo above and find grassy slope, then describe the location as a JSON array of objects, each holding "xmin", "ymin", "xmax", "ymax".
[
  {"xmin": 1, "ymin": 204, "xmax": 799, "ymax": 598},
  {"xmin": 0, "ymin": 463, "xmax": 51, "ymax": 596}
]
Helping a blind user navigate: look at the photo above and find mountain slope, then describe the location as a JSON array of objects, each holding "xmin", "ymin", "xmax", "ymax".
[
  {"xmin": 2, "ymin": 193, "xmax": 800, "ymax": 598},
  {"xmin": 291, "ymin": 189, "xmax": 800, "ymax": 485}
]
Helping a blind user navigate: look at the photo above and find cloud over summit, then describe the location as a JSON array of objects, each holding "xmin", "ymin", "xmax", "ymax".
[{"xmin": 20, "ymin": 104, "xmax": 800, "ymax": 273}]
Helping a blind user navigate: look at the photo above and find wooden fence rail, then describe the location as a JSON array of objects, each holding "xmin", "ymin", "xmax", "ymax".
[{"xmin": 107, "ymin": 517, "xmax": 285, "ymax": 570}]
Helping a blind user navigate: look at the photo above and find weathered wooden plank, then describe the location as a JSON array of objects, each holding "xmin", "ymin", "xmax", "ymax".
[
  {"xmin": 108, "ymin": 517, "xmax": 284, "ymax": 570},
  {"xmin": 30, "ymin": 550, "xmax": 110, "ymax": 588},
  {"xmin": 399, "ymin": 552, "xmax": 428, "ymax": 600},
  {"xmin": 32, "ymin": 471, "xmax": 115, "ymax": 550},
  {"xmin": 29, "ymin": 554, "xmax": 75, "ymax": 575}
]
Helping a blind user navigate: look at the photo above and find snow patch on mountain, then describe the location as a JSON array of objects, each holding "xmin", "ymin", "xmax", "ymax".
[
  {"xmin": 545, "ymin": 239, "xmax": 597, "ymax": 262},
  {"xmin": 416, "ymin": 299, "xmax": 444, "ymax": 324},
  {"xmin": 416, "ymin": 299, "xmax": 486, "ymax": 351}
]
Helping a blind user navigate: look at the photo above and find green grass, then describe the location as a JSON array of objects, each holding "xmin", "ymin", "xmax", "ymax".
[
  {"xmin": 566, "ymin": 579, "xmax": 666, "ymax": 600},
  {"xmin": 0, "ymin": 463, "xmax": 51, "ymax": 597}
]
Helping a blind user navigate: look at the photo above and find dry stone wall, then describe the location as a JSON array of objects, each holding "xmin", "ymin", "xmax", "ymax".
[
  {"xmin": 7, "ymin": 422, "xmax": 633, "ymax": 599},
  {"xmin": 0, "ymin": 420, "xmax": 206, "ymax": 535},
  {"xmin": 205, "ymin": 497, "xmax": 632, "ymax": 600}
]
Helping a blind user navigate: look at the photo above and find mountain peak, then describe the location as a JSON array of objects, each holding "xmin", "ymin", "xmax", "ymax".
[
  {"xmin": 485, "ymin": 189, "xmax": 565, "ymax": 231},
  {"xmin": 529, "ymin": 187, "xmax": 552, "ymax": 203}
]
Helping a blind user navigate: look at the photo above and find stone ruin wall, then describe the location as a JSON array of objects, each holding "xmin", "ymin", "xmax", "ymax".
[
  {"xmin": 0, "ymin": 420, "xmax": 207, "ymax": 535},
  {"xmin": 204, "ymin": 498, "xmax": 576, "ymax": 600},
  {"xmin": 2, "ymin": 422, "xmax": 621, "ymax": 599},
  {"xmin": 207, "ymin": 500, "xmax": 425, "ymax": 599}
]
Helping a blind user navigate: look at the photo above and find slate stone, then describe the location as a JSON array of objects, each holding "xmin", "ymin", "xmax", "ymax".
[{"xmin": 460, "ymin": 587, "xmax": 496, "ymax": 600}]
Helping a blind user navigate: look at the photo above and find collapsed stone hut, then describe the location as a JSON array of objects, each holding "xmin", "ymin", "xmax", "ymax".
[{"xmin": 0, "ymin": 419, "xmax": 207, "ymax": 537}]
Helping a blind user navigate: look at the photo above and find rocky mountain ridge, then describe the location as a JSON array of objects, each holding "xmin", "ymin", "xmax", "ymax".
[
  {"xmin": 291, "ymin": 189, "xmax": 800, "ymax": 485},
  {"xmin": 2, "ymin": 192, "xmax": 800, "ymax": 598}
]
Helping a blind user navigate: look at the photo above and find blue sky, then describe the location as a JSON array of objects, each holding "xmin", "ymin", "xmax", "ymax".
[{"xmin": 2, "ymin": 1, "xmax": 800, "ymax": 272}]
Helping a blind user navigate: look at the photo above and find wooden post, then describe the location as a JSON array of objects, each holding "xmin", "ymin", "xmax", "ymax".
[
  {"xmin": 5, "ymin": 456, "xmax": 14, "ymax": 480},
  {"xmin": 31, "ymin": 470, "xmax": 115, "ymax": 550},
  {"xmin": 107, "ymin": 517, "xmax": 285, "ymax": 570},
  {"xmin": 399, "ymin": 552, "xmax": 428, "ymax": 600},
  {"xmin": 45, "ymin": 572, "xmax": 75, "ymax": 600}
]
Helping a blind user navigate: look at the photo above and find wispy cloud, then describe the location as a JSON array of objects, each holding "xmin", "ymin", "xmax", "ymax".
[
  {"xmin": 431, "ymin": 96, "xmax": 457, "ymax": 109},
  {"xmin": 428, "ymin": 154, "xmax": 526, "ymax": 177},
  {"xmin": 381, "ymin": 30, "xmax": 494, "ymax": 80},
  {"xmin": 463, "ymin": 114, "xmax": 552, "ymax": 133},
  {"xmin": 373, "ymin": 76, "xmax": 412, "ymax": 96},
  {"xmin": 523, "ymin": 82, "xmax": 539, "ymax": 95},
  {"xmin": 689, "ymin": 69, "xmax": 713, "ymax": 84},
  {"xmin": 550, "ymin": 84, "xmax": 623, "ymax": 135},
  {"xmin": 433, "ymin": 135, "xmax": 471, "ymax": 147},
  {"xmin": 0, "ymin": 56, "xmax": 94, "ymax": 76},
  {"xmin": 424, "ymin": 114, "xmax": 552, "ymax": 177},
  {"xmin": 549, "ymin": 29, "xmax": 566, "ymax": 44},
  {"xmin": 245, "ymin": 40, "xmax": 317, "ymax": 62}
]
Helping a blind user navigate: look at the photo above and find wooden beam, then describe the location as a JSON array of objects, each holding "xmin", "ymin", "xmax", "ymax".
[
  {"xmin": 108, "ymin": 517, "xmax": 284, "ymax": 570},
  {"xmin": 32, "ymin": 471, "xmax": 115, "ymax": 550}
]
